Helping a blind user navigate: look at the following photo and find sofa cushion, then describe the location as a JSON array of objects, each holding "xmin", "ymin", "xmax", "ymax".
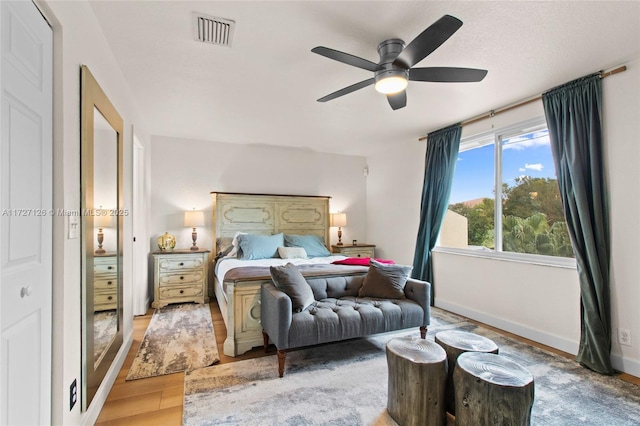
[
  {"xmin": 358, "ymin": 259, "xmax": 412, "ymax": 299},
  {"xmin": 306, "ymin": 275, "xmax": 364, "ymax": 300},
  {"xmin": 270, "ymin": 263, "xmax": 314, "ymax": 313},
  {"xmin": 288, "ymin": 296, "xmax": 425, "ymax": 348}
]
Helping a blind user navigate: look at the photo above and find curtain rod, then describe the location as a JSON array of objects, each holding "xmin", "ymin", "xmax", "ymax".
[{"xmin": 418, "ymin": 65, "xmax": 627, "ymax": 142}]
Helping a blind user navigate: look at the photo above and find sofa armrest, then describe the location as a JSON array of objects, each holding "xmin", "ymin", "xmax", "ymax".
[
  {"xmin": 261, "ymin": 283, "xmax": 293, "ymax": 350},
  {"xmin": 404, "ymin": 278, "xmax": 431, "ymax": 327}
]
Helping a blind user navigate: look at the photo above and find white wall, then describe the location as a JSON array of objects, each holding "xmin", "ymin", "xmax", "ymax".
[
  {"xmin": 366, "ymin": 59, "xmax": 640, "ymax": 376},
  {"xmin": 432, "ymin": 252, "xmax": 581, "ymax": 353},
  {"xmin": 602, "ymin": 58, "xmax": 640, "ymax": 375},
  {"xmin": 365, "ymin": 139, "xmax": 424, "ymax": 265},
  {"xmin": 149, "ymin": 135, "xmax": 367, "ymax": 257},
  {"xmin": 36, "ymin": 1, "xmax": 152, "ymax": 424}
]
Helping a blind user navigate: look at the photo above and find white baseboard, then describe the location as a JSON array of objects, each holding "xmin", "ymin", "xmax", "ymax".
[
  {"xmin": 435, "ymin": 298, "xmax": 580, "ymax": 356},
  {"xmin": 611, "ymin": 352, "xmax": 640, "ymax": 377},
  {"xmin": 82, "ymin": 330, "xmax": 133, "ymax": 426},
  {"xmin": 436, "ymin": 299, "xmax": 640, "ymax": 377}
]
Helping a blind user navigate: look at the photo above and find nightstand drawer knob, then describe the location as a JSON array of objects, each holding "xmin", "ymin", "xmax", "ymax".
[
  {"xmin": 179, "ymin": 290, "xmax": 184, "ymax": 294},
  {"xmin": 107, "ymin": 266, "xmax": 113, "ymax": 270},
  {"xmin": 357, "ymin": 254, "xmax": 361, "ymax": 257},
  {"xmin": 108, "ymin": 281, "xmax": 113, "ymax": 285},
  {"xmin": 107, "ymin": 296, "xmax": 113, "ymax": 301},
  {"xmin": 180, "ymin": 276, "xmax": 184, "ymax": 280},
  {"xmin": 179, "ymin": 262, "xmax": 184, "ymax": 266}
]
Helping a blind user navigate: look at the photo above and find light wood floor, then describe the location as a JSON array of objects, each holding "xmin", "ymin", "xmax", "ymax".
[{"xmin": 95, "ymin": 302, "xmax": 640, "ymax": 425}]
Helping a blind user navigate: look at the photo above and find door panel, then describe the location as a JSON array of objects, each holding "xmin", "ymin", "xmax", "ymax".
[{"xmin": 0, "ymin": 1, "xmax": 53, "ymax": 424}]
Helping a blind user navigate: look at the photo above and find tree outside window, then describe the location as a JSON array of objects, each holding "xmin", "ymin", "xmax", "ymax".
[{"xmin": 439, "ymin": 121, "xmax": 574, "ymax": 259}]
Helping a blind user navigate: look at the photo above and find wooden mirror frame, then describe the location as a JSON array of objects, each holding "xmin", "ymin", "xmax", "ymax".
[{"xmin": 80, "ymin": 65, "xmax": 124, "ymax": 410}]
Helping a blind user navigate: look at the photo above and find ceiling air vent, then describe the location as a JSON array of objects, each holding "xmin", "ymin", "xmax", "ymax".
[{"xmin": 193, "ymin": 13, "xmax": 235, "ymax": 47}]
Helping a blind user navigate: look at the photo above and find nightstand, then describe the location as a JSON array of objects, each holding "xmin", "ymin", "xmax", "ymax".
[
  {"xmin": 331, "ymin": 244, "xmax": 375, "ymax": 258},
  {"xmin": 152, "ymin": 249, "xmax": 210, "ymax": 309},
  {"xmin": 94, "ymin": 253, "xmax": 117, "ymax": 311}
]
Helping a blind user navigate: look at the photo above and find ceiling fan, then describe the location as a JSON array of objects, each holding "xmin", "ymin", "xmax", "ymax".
[{"xmin": 311, "ymin": 15, "xmax": 487, "ymax": 110}]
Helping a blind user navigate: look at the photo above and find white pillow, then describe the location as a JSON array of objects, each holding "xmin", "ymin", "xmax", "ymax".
[
  {"xmin": 226, "ymin": 231, "xmax": 247, "ymax": 258},
  {"xmin": 277, "ymin": 246, "xmax": 308, "ymax": 259}
]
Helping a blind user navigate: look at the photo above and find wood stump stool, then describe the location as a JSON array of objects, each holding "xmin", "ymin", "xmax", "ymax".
[
  {"xmin": 386, "ymin": 336, "xmax": 447, "ymax": 426},
  {"xmin": 435, "ymin": 330, "xmax": 499, "ymax": 414},
  {"xmin": 454, "ymin": 352, "xmax": 535, "ymax": 426}
]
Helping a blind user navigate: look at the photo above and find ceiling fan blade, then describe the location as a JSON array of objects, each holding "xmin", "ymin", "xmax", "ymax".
[
  {"xmin": 387, "ymin": 90, "xmax": 407, "ymax": 110},
  {"xmin": 393, "ymin": 15, "xmax": 463, "ymax": 69},
  {"xmin": 312, "ymin": 47, "xmax": 382, "ymax": 72},
  {"xmin": 317, "ymin": 78, "xmax": 375, "ymax": 102},
  {"xmin": 409, "ymin": 67, "xmax": 488, "ymax": 82}
]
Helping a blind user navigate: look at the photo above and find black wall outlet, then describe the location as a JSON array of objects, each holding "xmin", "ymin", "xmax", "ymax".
[{"xmin": 70, "ymin": 379, "xmax": 78, "ymax": 411}]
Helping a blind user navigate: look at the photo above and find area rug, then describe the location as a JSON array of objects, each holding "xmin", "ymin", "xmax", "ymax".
[
  {"xmin": 93, "ymin": 310, "xmax": 117, "ymax": 368},
  {"xmin": 126, "ymin": 303, "xmax": 219, "ymax": 380},
  {"xmin": 183, "ymin": 307, "xmax": 640, "ymax": 425}
]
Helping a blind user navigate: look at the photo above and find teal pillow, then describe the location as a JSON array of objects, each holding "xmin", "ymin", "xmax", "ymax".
[
  {"xmin": 237, "ymin": 233, "xmax": 284, "ymax": 260},
  {"xmin": 284, "ymin": 234, "xmax": 331, "ymax": 258}
]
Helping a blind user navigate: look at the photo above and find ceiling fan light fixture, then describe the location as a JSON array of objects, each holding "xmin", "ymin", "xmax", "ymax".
[
  {"xmin": 374, "ymin": 76, "xmax": 408, "ymax": 94},
  {"xmin": 312, "ymin": 15, "xmax": 485, "ymax": 110}
]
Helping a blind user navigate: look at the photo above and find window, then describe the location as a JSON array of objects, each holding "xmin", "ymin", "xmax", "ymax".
[{"xmin": 439, "ymin": 118, "xmax": 574, "ymax": 260}]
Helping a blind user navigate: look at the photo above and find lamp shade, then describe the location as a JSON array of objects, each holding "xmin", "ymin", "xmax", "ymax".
[
  {"xmin": 330, "ymin": 212, "xmax": 347, "ymax": 227},
  {"xmin": 184, "ymin": 210, "xmax": 205, "ymax": 227},
  {"xmin": 95, "ymin": 212, "xmax": 113, "ymax": 228}
]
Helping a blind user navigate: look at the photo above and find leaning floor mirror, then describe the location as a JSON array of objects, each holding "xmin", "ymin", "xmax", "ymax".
[{"xmin": 80, "ymin": 65, "xmax": 124, "ymax": 410}]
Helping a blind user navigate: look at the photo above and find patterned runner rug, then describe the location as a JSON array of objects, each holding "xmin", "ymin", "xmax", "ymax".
[
  {"xmin": 126, "ymin": 303, "xmax": 219, "ymax": 381},
  {"xmin": 183, "ymin": 307, "xmax": 640, "ymax": 425}
]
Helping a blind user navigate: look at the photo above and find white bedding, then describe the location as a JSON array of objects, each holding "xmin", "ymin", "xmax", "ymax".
[{"xmin": 215, "ymin": 255, "xmax": 348, "ymax": 283}]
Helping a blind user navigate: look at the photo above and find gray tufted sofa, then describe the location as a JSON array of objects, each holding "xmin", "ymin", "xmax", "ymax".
[{"xmin": 261, "ymin": 274, "xmax": 431, "ymax": 377}]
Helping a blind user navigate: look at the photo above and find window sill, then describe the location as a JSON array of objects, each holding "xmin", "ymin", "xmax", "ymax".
[{"xmin": 432, "ymin": 246, "xmax": 577, "ymax": 269}]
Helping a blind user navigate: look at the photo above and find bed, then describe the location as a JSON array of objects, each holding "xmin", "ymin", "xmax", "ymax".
[{"xmin": 211, "ymin": 192, "xmax": 369, "ymax": 356}]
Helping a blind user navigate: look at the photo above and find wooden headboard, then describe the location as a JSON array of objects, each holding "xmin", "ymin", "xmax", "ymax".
[{"xmin": 210, "ymin": 192, "xmax": 331, "ymax": 256}]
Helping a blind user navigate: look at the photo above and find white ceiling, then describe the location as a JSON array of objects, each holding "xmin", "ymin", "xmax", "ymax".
[{"xmin": 89, "ymin": 1, "xmax": 639, "ymax": 157}]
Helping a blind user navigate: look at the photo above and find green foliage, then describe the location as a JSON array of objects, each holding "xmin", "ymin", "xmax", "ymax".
[
  {"xmin": 448, "ymin": 176, "xmax": 574, "ymax": 258},
  {"xmin": 502, "ymin": 213, "xmax": 573, "ymax": 257},
  {"xmin": 449, "ymin": 198, "xmax": 494, "ymax": 247},
  {"xmin": 503, "ymin": 176, "xmax": 564, "ymax": 224}
]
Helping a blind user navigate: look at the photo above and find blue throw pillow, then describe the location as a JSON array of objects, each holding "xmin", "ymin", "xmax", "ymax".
[
  {"xmin": 237, "ymin": 233, "xmax": 284, "ymax": 260},
  {"xmin": 284, "ymin": 234, "xmax": 331, "ymax": 258}
]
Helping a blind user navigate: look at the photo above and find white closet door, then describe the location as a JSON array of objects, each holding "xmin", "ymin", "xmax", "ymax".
[
  {"xmin": 0, "ymin": 1, "xmax": 53, "ymax": 424},
  {"xmin": 132, "ymin": 136, "xmax": 148, "ymax": 315}
]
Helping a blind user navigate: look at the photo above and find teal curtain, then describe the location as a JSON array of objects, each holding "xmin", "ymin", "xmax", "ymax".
[
  {"xmin": 412, "ymin": 124, "xmax": 461, "ymax": 304},
  {"xmin": 542, "ymin": 73, "xmax": 613, "ymax": 375}
]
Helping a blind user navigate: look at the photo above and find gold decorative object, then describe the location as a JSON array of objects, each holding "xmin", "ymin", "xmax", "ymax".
[{"xmin": 157, "ymin": 232, "xmax": 176, "ymax": 251}]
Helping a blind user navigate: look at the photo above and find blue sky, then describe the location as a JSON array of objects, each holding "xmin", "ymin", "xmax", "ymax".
[{"xmin": 449, "ymin": 130, "xmax": 555, "ymax": 204}]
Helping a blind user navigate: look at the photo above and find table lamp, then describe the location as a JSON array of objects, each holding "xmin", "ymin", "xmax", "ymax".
[
  {"xmin": 184, "ymin": 209, "xmax": 205, "ymax": 251},
  {"xmin": 95, "ymin": 209, "xmax": 113, "ymax": 254},
  {"xmin": 330, "ymin": 212, "xmax": 347, "ymax": 246}
]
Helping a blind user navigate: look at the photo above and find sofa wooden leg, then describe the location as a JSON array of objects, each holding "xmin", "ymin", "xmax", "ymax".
[
  {"xmin": 277, "ymin": 350, "xmax": 286, "ymax": 378},
  {"xmin": 420, "ymin": 326, "xmax": 427, "ymax": 339},
  {"xmin": 262, "ymin": 329, "xmax": 269, "ymax": 353}
]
